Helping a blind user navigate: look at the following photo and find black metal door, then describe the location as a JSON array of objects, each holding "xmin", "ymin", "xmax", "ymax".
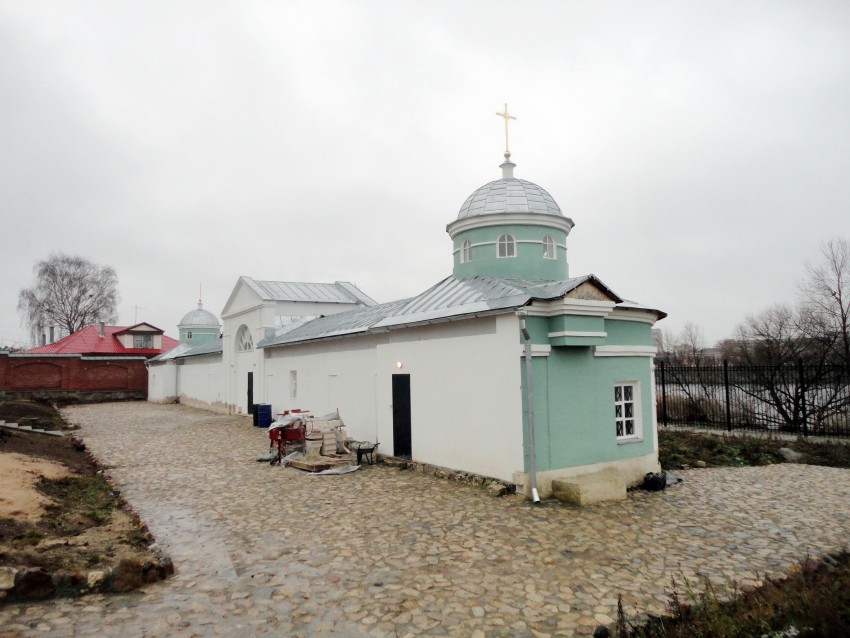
[
  {"xmin": 392, "ymin": 374, "xmax": 411, "ymax": 458},
  {"xmin": 247, "ymin": 372, "xmax": 254, "ymax": 414}
]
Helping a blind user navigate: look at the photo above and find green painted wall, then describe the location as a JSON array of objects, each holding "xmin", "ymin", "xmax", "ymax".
[
  {"xmin": 521, "ymin": 347, "xmax": 655, "ymax": 472},
  {"xmin": 518, "ymin": 315, "xmax": 657, "ymax": 473},
  {"xmin": 179, "ymin": 326, "xmax": 220, "ymax": 346},
  {"xmin": 453, "ymin": 224, "xmax": 568, "ymax": 280},
  {"xmin": 604, "ymin": 320, "xmax": 654, "ymax": 346}
]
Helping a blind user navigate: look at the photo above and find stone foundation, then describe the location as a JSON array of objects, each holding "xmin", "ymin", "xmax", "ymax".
[
  {"xmin": 513, "ymin": 451, "xmax": 660, "ymax": 500},
  {"xmin": 379, "ymin": 455, "xmax": 514, "ymax": 497}
]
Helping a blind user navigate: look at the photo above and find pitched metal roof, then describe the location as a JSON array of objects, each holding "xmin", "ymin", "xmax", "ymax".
[
  {"xmin": 150, "ymin": 338, "xmax": 223, "ymax": 363},
  {"xmin": 242, "ymin": 278, "xmax": 378, "ymax": 305},
  {"xmin": 257, "ymin": 274, "xmax": 625, "ymax": 349},
  {"xmin": 28, "ymin": 325, "xmax": 178, "ymax": 356}
]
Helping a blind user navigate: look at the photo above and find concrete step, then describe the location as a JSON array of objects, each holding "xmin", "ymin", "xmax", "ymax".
[
  {"xmin": 552, "ymin": 470, "xmax": 626, "ymax": 506},
  {"xmin": 0, "ymin": 422, "xmax": 63, "ymax": 437}
]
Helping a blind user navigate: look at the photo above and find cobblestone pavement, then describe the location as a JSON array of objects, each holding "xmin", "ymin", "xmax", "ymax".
[{"xmin": 3, "ymin": 402, "xmax": 850, "ymax": 637}]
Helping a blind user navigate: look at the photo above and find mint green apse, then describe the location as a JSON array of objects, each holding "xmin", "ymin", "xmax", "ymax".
[{"xmin": 446, "ymin": 155, "xmax": 574, "ymax": 281}]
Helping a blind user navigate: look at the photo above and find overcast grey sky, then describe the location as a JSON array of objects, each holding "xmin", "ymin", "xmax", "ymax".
[{"xmin": 2, "ymin": 1, "xmax": 849, "ymax": 348}]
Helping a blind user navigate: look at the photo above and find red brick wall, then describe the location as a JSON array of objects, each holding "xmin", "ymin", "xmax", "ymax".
[{"xmin": 0, "ymin": 353, "xmax": 148, "ymax": 396}]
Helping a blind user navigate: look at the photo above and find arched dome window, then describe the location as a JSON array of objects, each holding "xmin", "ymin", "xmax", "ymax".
[
  {"xmin": 236, "ymin": 325, "xmax": 254, "ymax": 352},
  {"xmin": 543, "ymin": 235, "xmax": 555, "ymax": 260},
  {"xmin": 461, "ymin": 240, "xmax": 471, "ymax": 263},
  {"xmin": 497, "ymin": 234, "xmax": 515, "ymax": 258}
]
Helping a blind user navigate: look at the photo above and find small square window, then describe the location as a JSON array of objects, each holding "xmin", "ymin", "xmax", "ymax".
[
  {"xmin": 614, "ymin": 382, "xmax": 640, "ymax": 441},
  {"xmin": 133, "ymin": 334, "xmax": 153, "ymax": 348}
]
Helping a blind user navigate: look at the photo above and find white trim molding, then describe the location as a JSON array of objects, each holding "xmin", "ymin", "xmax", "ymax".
[
  {"xmin": 519, "ymin": 344, "xmax": 551, "ymax": 357},
  {"xmin": 527, "ymin": 298, "xmax": 616, "ymax": 318},
  {"xmin": 594, "ymin": 345, "xmax": 657, "ymax": 358},
  {"xmin": 609, "ymin": 308, "xmax": 662, "ymax": 325},
  {"xmin": 446, "ymin": 212, "xmax": 574, "ymax": 238},
  {"xmin": 548, "ymin": 330, "xmax": 607, "ymax": 339}
]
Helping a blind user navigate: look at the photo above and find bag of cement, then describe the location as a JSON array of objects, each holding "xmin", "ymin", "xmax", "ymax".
[{"xmin": 642, "ymin": 472, "xmax": 667, "ymax": 491}]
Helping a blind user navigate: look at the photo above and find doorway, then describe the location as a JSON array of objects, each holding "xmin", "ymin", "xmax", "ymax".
[
  {"xmin": 392, "ymin": 374, "xmax": 411, "ymax": 458},
  {"xmin": 247, "ymin": 372, "xmax": 254, "ymax": 414}
]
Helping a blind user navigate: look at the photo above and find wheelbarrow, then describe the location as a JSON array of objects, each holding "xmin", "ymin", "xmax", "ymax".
[{"xmin": 349, "ymin": 440, "xmax": 379, "ymax": 465}]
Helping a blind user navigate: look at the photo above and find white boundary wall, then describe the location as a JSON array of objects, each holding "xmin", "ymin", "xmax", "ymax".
[
  {"xmin": 147, "ymin": 362, "xmax": 177, "ymax": 403},
  {"xmin": 178, "ymin": 355, "xmax": 226, "ymax": 413}
]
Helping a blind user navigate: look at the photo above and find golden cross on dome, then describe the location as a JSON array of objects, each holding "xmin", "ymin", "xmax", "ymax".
[{"xmin": 495, "ymin": 103, "xmax": 517, "ymax": 158}]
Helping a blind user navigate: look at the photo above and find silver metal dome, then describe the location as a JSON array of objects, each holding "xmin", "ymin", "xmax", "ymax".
[
  {"xmin": 179, "ymin": 304, "xmax": 221, "ymax": 328},
  {"xmin": 457, "ymin": 178, "xmax": 563, "ymax": 219}
]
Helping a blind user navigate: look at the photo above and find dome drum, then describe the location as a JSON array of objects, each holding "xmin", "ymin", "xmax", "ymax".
[{"xmin": 447, "ymin": 158, "xmax": 574, "ymax": 282}]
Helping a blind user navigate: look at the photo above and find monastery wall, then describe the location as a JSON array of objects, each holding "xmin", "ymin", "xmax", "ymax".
[{"xmin": 1, "ymin": 352, "xmax": 148, "ymax": 401}]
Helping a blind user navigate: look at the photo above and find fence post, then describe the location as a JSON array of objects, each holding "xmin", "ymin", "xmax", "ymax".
[
  {"xmin": 723, "ymin": 360, "xmax": 732, "ymax": 432},
  {"xmin": 659, "ymin": 361, "xmax": 668, "ymax": 427},
  {"xmin": 797, "ymin": 358, "xmax": 809, "ymax": 437}
]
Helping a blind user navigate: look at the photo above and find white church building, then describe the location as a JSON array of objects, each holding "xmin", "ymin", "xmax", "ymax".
[{"xmin": 148, "ymin": 149, "xmax": 665, "ymax": 498}]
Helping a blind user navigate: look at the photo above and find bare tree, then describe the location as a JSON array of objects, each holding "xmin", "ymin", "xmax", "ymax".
[
  {"xmin": 800, "ymin": 238, "xmax": 850, "ymax": 371},
  {"xmin": 728, "ymin": 304, "xmax": 844, "ymax": 430},
  {"xmin": 18, "ymin": 253, "xmax": 119, "ymax": 345},
  {"xmin": 664, "ymin": 321, "xmax": 708, "ymax": 366}
]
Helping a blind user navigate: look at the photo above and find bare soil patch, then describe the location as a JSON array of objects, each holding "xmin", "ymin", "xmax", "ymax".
[{"xmin": 0, "ymin": 400, "xmax": 165, "ymax": 597}]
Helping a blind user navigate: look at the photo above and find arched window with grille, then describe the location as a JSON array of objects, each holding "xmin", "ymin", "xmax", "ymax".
[
  {"xmin": 236, "ymin": 325, "xmax": 254, "ymax": 352},
  {"xmin": 497, "ymin": 234, "xmax": 515, "ymax": 258},
  {"xmin": 543, "ymin": 235, "xmax": 555, "ymax": 259}
]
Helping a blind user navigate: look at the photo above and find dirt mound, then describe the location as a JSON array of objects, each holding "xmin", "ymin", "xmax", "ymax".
[{"xmin": 0, "ymin": 402, "xmax": 169, "ymax": 600}]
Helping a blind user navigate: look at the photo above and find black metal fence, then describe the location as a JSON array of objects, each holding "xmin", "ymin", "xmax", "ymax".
[{"xmin": 656, "ymin": 361, "xmax": 850, "ymax": 437}]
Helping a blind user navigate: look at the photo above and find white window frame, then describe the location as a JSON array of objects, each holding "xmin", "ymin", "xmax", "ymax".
[
  {"xmin": 497, "ymin": 234, "xmax": 516, "ymax": 258},
  {"xmin": 461, "ymin": 240, "xmax": 471, "ymax": 263},
  {"xmin": 237, "ymin": 325, "xmax": 254, "ymax": 352},
  {"xmin": 133, "ymin": 334, "xmax": 153, "ymax": 348},
  {"xmin": 543, "ymin": 235, "xmax": 555, "ymax": 259},
  {"xmin": 614, "ymin": 381, "xmax": 641, "ymax": 442}
]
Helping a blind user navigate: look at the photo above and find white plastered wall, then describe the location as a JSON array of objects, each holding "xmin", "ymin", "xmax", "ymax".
[
  {"xmin": 177, "ymin": 355, "xmax": 226, "ymax": 413},
  {"xmin": 263, "ymin": 313, "xmax": 524, "ymax": 483},
  {"xmin": 264, "ymin": 334, "xmax": 386, "ymax": 439},
  {"xmin": 147, "ymin": 362, "xmax": 177, "ymax": 403},
  {"xmin": 374, "ymin": 314, "xmax": 523, "ymax": 482}
]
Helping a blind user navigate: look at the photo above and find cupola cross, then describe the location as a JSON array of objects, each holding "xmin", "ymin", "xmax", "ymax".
[{"xmin": 495, "ymin": 103, "xmax": 517, "ymax": 158}]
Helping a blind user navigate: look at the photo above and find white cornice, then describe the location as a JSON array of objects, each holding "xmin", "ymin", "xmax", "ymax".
[
  {"xmin": 526, "ymin": 298, "xmax": 615, "ymax": 318},
  {"xmin": 594, "ymin": 345, "xmax": 657, "ymax": 358},
  {"xmin": 609, "ymin": 308, "xmax": 662, "ymax": 325},
  {"xmin": 519, "ymin": 344, "xmax": 551, "ymax": 357},
  {"xmin": 446, "ymin": 213, "xmax": 574, "ymax": 238},
  {"xmin": 548, "ymin": 331, "xmax": 607, "ymax": 338}
]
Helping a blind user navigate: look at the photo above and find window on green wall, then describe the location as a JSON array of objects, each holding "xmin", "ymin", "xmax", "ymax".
[
  {"xmin": 543, "ymin": 235, "xmax": 555, "ymax": 259},
  {"xmin": 461, "ymin": 240, "xmax": 471, "ymax": 263},
  {"xmin": 614, "ymin": 382, "xmax": 640, "ymax": 440},
  {"xmin": 497, "ymin": 234, "xmax": 515, "ymax": 258}
]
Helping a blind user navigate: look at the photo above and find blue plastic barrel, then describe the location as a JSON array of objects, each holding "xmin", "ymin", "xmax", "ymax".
[{"xmin": 255, "ymin": 404, "xmax": 273, "ymax": 428}]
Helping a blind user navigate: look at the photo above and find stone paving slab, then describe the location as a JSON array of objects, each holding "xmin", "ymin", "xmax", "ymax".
[{"xmin": 2, "ymin": 402, "xmax": 850, "ymax": 637}]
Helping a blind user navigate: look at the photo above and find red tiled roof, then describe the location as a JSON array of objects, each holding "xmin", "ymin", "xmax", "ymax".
[{"xmin": 28, "ymin": 325, "xmax": 179, "ymax": 356}]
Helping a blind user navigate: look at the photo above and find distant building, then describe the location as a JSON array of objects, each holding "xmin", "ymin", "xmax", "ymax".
[
  {"xmin": 28, "ymin": 322, "xmax": 177, "ymax": 357},
  {"xmin": 1, "ymin": 322, "xmax": 178, "ymax": 401}
]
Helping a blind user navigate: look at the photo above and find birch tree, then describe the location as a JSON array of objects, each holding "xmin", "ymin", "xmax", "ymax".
[{"xmin": 18, "ymin": 253, "xmax": 119, "ymax": 345}]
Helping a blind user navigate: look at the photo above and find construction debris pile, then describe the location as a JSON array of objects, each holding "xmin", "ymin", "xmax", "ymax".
[{"xmin": 261, "ymin": 410, "xmax": 378, "ymax": 474}]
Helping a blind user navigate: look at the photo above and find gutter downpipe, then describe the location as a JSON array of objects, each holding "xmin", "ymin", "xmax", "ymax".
[{"xmin": 516, "ymin": 310, "xmax": 540, "ymax": 503}]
